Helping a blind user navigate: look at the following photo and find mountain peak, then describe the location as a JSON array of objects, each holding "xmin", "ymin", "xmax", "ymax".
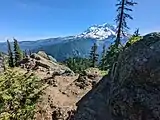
[{"xmin": 76, "ymin": 23, "xmax": 116, "ymax": 40}]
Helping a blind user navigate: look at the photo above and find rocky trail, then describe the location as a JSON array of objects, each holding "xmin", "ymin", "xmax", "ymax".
[
  {"xmin": 18, "ymin": 51, "xmax": 102, "ymax": 120},
  {"xmin": 35, "ymin": 72, "xmax": 101, "ymax": 120}
]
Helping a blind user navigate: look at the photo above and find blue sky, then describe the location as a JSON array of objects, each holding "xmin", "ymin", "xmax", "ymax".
[{"xmin": 0, "ymin": 0, "xmax": 160, "ymax": 41}]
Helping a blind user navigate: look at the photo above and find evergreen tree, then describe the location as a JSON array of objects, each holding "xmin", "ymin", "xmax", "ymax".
[
  {"xmin": 24, "ymin": 49, "xmax": 28, "ymax": 57},
  {"xmin": 64, "ymin": 57, "xmax": 90, "ymax": 73},
  {"xmin": 22, "ymin": 50, "xmax": 28, "ymax": 58},
  {"xmin": 133, "ymin": 28, "xmax": 140, "ymax": 37},
  {"xmin": 28, "ymin": 49, "xmax": 32, "ymax": 56},
  {"xmin": 23, "ymin": 51, "xmax": 26, "ymax": 58},
  {"xmin": 115, "ymin": 0, "xmax": 137, "ymax": 48},
  {"xmin": 125, "ymin": 29, "xmax": 142, "ymax": 48},
  {"xmin": 89, "ymin": 43, "xmax": 99, "ymax": 67},
  {"xmin": 7, "ymin": 40, "xmax": 14, "ymax": 67},
  {"xmin": 105, "ymin": 0, "xmax": 137, "ymax": 72},
  {"xmin": 99, "ymin": 44, "xmax": 107, "ymax": 70},
  {"xmin": 13, "ymin": 38, "xmax": 23, "ymax": 67},
  {"xmin": 105, "ymin": 44, "xmax": 122, "ymax": 70},
  {"xmin": 0, "ymin": 69, "xmax": 43, "ymax": 119}
]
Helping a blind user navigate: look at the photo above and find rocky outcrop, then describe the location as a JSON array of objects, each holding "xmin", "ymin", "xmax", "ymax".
[
  {"xmin": 48, "ymin": 55, "xmax": 57, "ymax": 62},
  {"xmin": 20, "ymin": 52, "xmax": 74, "ymax": 76},
  {"xmin": 109, "ymin": 32, "xmax": 160, "ymax": 120},
  {"xmin": 75, "ymin": 71, "xmax": 102, "ymax": 90},
  {"xmin": 74, "ymin": 32, "xmax": 160, "ymax": 120},
  {"xmin": 37, "ymin": 51, "xmax": 50, "ymax": 60},
  {"xmin": 74, "ymin": 75, "xmax": 111, "ymax": 120},
  {"xmin": 83, "ymin": 68, "xmax": 101, "ymax": 79}
]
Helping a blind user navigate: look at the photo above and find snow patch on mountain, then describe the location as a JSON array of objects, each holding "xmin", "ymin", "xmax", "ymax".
[{"xmin": 76, "ymin": 23, "xmax": 117, "ymax": 40}]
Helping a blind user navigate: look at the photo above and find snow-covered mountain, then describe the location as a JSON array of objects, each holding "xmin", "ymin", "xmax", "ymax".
[
  {"xmin": 76, "ymin": 23, "xmax": 116, "ymax": 40},
  {"xmin": 0, "ymin": 23, "xmax": 128, "ymax": 61}
]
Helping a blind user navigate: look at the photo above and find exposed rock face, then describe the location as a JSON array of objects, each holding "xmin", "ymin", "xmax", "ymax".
[
  {"xmin": 74, "ymin": 32, "xmax": 160, "ymax": 120},
  {"xmin": 20, "ymin": 52, "xmax": 74, "ymax": 76},
  {"xmin": 75, "ymin": 73, "xmax": 101, "ymax": 90},
  {"xmin": 83, "ymin": 68, "xmax": 101, "ymax": 79},
  {"xmin": 109, "ymin": 32, "xmax": 160, "ymax": 120},
  {"xmin": 74, "ymin": 75, "xmax": 111, "ymax": 120},
  {"xmin": 48, "ymin": 55, "xmax": 57, "ymax": 62},
  {"xmin": 37, "ymin": 51, "xmax": 57, "ymax": 62},
  {"xmin": 37, "ymin": 51, "xmax": 50, "ymax": 60}
]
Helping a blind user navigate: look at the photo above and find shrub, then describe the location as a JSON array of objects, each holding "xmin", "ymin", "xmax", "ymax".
[{"xmin": 0, "ymin": 69, "xmax": 43, "ymax": 120}]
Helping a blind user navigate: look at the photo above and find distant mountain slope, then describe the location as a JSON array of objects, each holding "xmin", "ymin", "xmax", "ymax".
[{"xmin": 0, "ymin": 23, "xmax": 128, "ymax": 61}]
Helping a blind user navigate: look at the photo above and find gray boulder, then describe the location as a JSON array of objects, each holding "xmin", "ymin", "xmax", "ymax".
[
  {"xmin": 109, "ymin": 32, "xmax": 160, "ymax": 120},
  {"xmin": 37, "ymin": 51, "xmax": 50, "ymax": 60},
  {"xmin": 48, "ymin": 55, "xmax": 57, "ymax": 62},
  {"xmin": 20, "ymin": 53, "xmax": 74, "ymax": 76},
  {"xmin": 74, "ymin": 32, "xmax": 160, "ymax": 120}
]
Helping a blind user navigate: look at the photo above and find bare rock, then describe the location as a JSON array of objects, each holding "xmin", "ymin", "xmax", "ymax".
[
  {"xmin": 74, "ymin": 32, "xmax": 160, "ymax": 120},
  {"xmin": 20, "ymin": 52, "xmax": 74, "ymax": 76},
  {"xmin": 48, "ymin": 55, "xmax": 57, "ymax": 62},
  {"xmin": 84, "ymin": 68, "xmax": 101, "ymax": 79},
  {"xmin": 109, "ymin": 32, "xmax": 160, "ymax": 120},
  {"xmin": 37, "ymin": 51, "xmax": 50, "ymax": 60}
]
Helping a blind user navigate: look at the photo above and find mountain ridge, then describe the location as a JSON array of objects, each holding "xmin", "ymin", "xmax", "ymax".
[{"xmin": 0, "ymin": 23, "xmax": 128, "ymax": 61}]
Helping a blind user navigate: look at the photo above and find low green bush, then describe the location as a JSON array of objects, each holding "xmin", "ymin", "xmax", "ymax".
[{"xmin": 0, "ymin": 69, "xmax": 43, "ymax": 120}]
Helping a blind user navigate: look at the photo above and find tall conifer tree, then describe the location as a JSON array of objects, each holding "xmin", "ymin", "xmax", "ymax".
[
  {"xmin": 13, "ymin": 38, "xmax": 22, "ymax": 67},
  {"xmin": 133, "ymin": 28, "xmax": 140, "ymax": 37},
  {"xmin": 89, "ymin": 43, "xmax": 99, "ymax": 67},
  {"xmin": 7, "ymin": 40, "xmax": 14, "ymax": 67},
  {"xmin": 99, "ymin": 44, "xmax": 106, "ymax": 70},
  {"xmin": 115, "ymin": 0, "xmax": 137, "ymax": 48}
]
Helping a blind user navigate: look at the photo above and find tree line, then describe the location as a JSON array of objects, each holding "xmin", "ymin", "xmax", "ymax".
[
  {"xmin": 7, "ymin": 38, "xmax": 32, "ymax": 68},
  {"xmin": 65, "ymin": 29, "xmax": 141, "ymax": 73}
]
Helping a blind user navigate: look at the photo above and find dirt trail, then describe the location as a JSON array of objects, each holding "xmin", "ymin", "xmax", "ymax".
[
  {"xmin": 18, "ymin": 52, "xmax": 102, "ymax": 119},
  {"xmin": 35, "ymin": 73, "xmax": 87, "ymax": 120},
  {"xmin": 35, "ymin": 70, "xmax": 101, "ymax": 120}
]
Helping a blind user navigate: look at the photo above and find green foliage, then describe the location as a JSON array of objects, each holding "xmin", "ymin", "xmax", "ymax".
[
  {"xmin": 64, "ymin": 57, "xmax": 91, "ymax": 73},
  {"xmin": 100, "ymin": 70, "xmax": 109, "ymax": 76},
  {"xmin": 104, "ymin": 44, "xmax": 122, "ymax": 70},
  {"xmin": 7, "ymin": 40, "xmax": 14, "ymax": 68},
  {"xmin": 28, "ymin": 50, "xmax": 32, "ymax": 56},
  {"xmin": 0, "ymin": 69, "xmax": 43, "ymax": 120},
  {"xmin": 89, "ymin": 43, "xmax": 99, "ymax": 67},
  {"xmin": 99, "ymin": 44, "xmax": 106, "ymax": 70},
  {"xmin": 125, "ymin": 29, "xmax": 142, "ymax": 48},
  {"xmin": 23, "ymin": 51, "xmax": 26, "ymax": 58},
  {"xmin": 133, "ymin": 28, "xmax": 140, "ymax": 37},
  {"xmin": 13, "ymin": 39, "xmax": 23, "ymax": 67},
  {"xmin": 125, "ymin": 36, "xmax": 142, "ymax": 48},
  {"xmin": 104, "ymin": 29, "xmax": 141, "ymax": 72}
]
